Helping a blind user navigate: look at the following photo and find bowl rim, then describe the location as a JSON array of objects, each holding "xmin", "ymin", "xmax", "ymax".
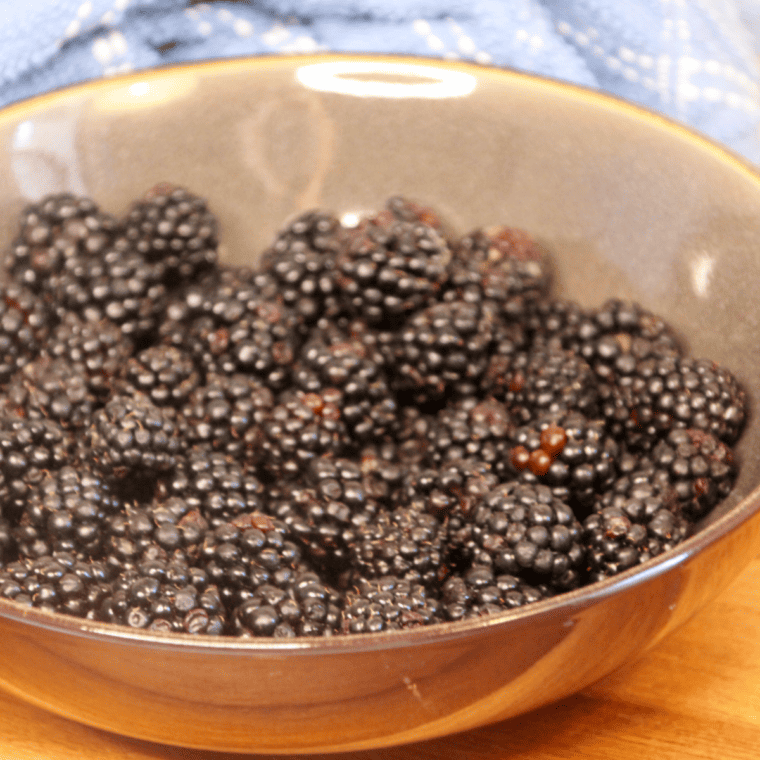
[{"xmin": 1, "ymin": 51, "xmax": 759, "ymax": 654}]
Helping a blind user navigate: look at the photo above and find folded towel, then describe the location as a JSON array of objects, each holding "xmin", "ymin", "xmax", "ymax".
[{"xmin": 1, "ymin": 1, "xmax": 759, "ymax": 163}]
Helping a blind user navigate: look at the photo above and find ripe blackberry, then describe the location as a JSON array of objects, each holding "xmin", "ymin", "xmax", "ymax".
[
  {"xmin": 583, "ymin": 505, "xmax": 689, "ymax": 581},
  {"xmin": 337, "ymin": 199, "xmax": 451, "ymax": 325},
  {"xmin": 294, "ymin": 329, "xmax": 397, "ymax": 440},
  {"xmin": 446, "ymin": 225, "xmax": 549, "ymax": 320},
  {"xmin": 389, "ymin": 299, "xmax": 499, "ymax": 403},
  {"xmin": 0, "ymin": 553, "xmax": 112, "ymax": 618},
  {"xmin": 441, "ymin": 565, "xmax": 551, "ymax": 621},
  {"xmin": 99, "ymin": 559, "xmax": 225, "ymax": 634},
  {"xmin": 181, "ymin": 374, "xmax": 273, "ymax": 461},
  {"xmin": 120, "ymin": 345, "xmax": 200, "ymax": 408},
  {"xmin": 509, "ymin": 410, "xmax": 619, "ymax": 513},
  {"xmin": 651, "ymin": 428, "xmax": 736, "ymax": 519},
  {"xmin": 341, "ymin": 575, "xmax": 441, "ymax": 633},
  {"xmin": 259, "ymin": 390, "xmax": 349, "ymax": 479},
  {"xmin": 453, "ymin": 482, "xmax": 584, "ymax": 591},
  {"xmin": 86, "ymin": 393, "xmax": 183, "ymax": 477},
  {"xmin": 231, "ymin": 571, "xmax": 341, "ymax": 637},
  {"xmin": 198, "ymin": 515, "xmax": 303, "ymax": 610},
  {"xmin": 45, "ymin": 313, "xmax": 132, "ymax": 397},
  {"xmin": 0, "ymin": 283, "xmax": 49, "ymax": 385},
  {"xmin": 425, "ymin": 398, "xmax": 513, "ymax": 476},
  {"xmin": 259, "ymin": 210, "xmax": 344, "ymax": 325},
  {"xmin": 121, "ymin": 184, "xmax": 218, "ymax": 282},
  {"xmin": 161, "ymin": 449, "xmax": 266, "ymax": 527},
  {"xmin": 13, "ymin": 466, "xmax": 121, "ymax": 560},
  {"xmin": 5, "ymin": 193, "xmax": 116, "ymax": 296},
  {"xmin": 346, "ymin": 506, "xmax": 446, "ymax": 588}
]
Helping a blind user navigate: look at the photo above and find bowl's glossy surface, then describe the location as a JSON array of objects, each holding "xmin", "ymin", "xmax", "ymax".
[{"xmin": 1, "ymin": 55, "xmax": 760, "ymax": 754}]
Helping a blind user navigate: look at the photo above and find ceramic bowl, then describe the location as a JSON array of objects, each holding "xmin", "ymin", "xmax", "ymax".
[{"xmin": 0, "ymin": 55, "xmax": 759, "ymax": 754}]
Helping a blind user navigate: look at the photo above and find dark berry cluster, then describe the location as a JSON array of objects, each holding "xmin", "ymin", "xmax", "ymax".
[{"xmin": 0, "ymin": 189, "xmax": 747, "ymax": 637}]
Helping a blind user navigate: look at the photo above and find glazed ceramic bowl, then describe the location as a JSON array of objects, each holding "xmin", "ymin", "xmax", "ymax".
[{"xmin": 0, "ymin": 55, "xmax": 759, "ymax": 754}]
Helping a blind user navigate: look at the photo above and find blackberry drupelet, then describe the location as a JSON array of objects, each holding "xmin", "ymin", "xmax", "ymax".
[
  {"xmin": 341, "ymin": 575, "xmax": 442, "ymax": 633},
  {"xmin": 121, "ymin": 184, "xmax": 218, "ymax": 283}
]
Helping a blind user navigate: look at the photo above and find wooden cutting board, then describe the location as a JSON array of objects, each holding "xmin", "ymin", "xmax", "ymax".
[{"xmin": 4, "ymin": 556, "xmax": 760, "ymax": 760}]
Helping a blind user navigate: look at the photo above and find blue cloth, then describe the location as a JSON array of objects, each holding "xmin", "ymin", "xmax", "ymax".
[{"xmin": 1, "ymin": 1, "xmax": 759, "ymax": 163}]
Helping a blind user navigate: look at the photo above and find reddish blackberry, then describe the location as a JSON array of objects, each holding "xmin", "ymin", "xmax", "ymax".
[
  {"xmin": 181, "ymin": 374, "xmax": 273, "ymax": 461},
  {"xmin": 441, "ymin": 565, "xmax": 551, "ymax": 621},
  {"xmin": 294, "ymin": 329, "xmax": 397, "ymax": 440},
  {"xmin": 121, "ymin": 184, "xmax": 218, "ymax": 283},
  {"xmin": 5, "ymin": 193, "xmax": 116, "ymax": 296},
  {"xmin": 161, "ymin": 449, "xmax": 266, "ymax": 527},
  {"xmin": 86, "ymin": 393, "xmax": 183, "ymax": 477},
  {"xmin": 346, "ymin": 506, "xmax": 446, "ymax": 588},
  {"xmin": 453, "ymin": 482, "xmax": 584, "ymax": 591},
  {"xmin": 583, "ymin": 505, "xmax": 689, "ymax": 581},
  {"xmin": 0, "ymin": 283, "xmax": 49, "ymax": 385},
  {"xmin": 259, "ymin": 210, "xmax": 344, "ymax": 325},
  {"xmin": 120, "ymin": 345, "xmax": 200, "ymax": 408},
  {"xmin": 651, "ymin": 428, "xmax": 736, "ymax": 519},
  {"xmin": 341, "ymin": 575, "xmax": 441, "ymax": 633},
  {"xmin": 99, "ymin": 559, "xmax": 225, "ymax": 634},
  {"xmin": 0, "ymin": 553, "xmax": 112, "ymax": 618},
  {"xmin": 45, "ymin": 313, "xmax": 132, "ymax": 397},
  {"xmin": 446, "ymin": 225, "xmax": 549, "ymax": 320},
  {"xmin": 389, "ymin": 299, "xmax": 499, "ymax": 403},
  {"xmin": 198, "ymin": 515, "xmax": 303, "ymax": 610},
  {"xmin": 231, "ymin": 571, "xmax": 341, "ymax": 637},
  {"xmin": 425, "ymin": 398, "xmax": 513, "ymax": 476},
  {"xmin": 337, "ymin": 199, "xmax": 451, "ymax": 325},
  {"xmin": 13, "ymin": 466, "xmax": 121, "ymax": 560},
  {"xmin": 259, "ymin": 390, "xmax": 349, "ymax": 479}
]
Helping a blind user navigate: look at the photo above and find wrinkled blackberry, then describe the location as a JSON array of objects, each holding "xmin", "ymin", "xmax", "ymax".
[
  {"xmin": 337, "ymin": 199, "xmax": 451, "ymax": 324},
  {"xmin": 442, "ymin": 565, "xmax": 551, "ymax": 621},
  {"xmin": 121, "ymin": 345, "xmax": 200, "ymax": 408},
  {"xmin": 342, "ymin": 575, "xmax": 441, "ymax": 633},
  {"xmin": 453, "ymin": 482, "xmax": 584, "ymax": 591},
  {"xmin": 389, "ymin": 299, "xmax": 499, "ymax": 403},
  {"xmin": 231, "ymin": 571, "xmax": 341, "ymax": 637},
  {"xmin": 259, "ymin": 390, "xmax": 349, "ymax": 479},
  {"xmin": 121, "ymin": 184, "xmax": 218, "ymax": 282},
  {"xmin": 0, "ymin": 553, "xmax": 112, "ymax": 618},
  {"xmin": 86, "ymin": 393, "xmax": 183, "ymax": 477},
  {"xmin": 0, "ymin": 284, "xmax": 49, "ymax": 385}
]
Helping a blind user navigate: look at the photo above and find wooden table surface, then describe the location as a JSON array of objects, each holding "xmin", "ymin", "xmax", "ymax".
[{"xmin": 4, "ymin": 556, "xmax": 760, "ymax": 760}]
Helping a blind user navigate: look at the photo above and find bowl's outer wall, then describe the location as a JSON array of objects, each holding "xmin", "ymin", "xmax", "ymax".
[{"xmin": 0, "ymin": 57, "xmax": 759, "ymax": 752}]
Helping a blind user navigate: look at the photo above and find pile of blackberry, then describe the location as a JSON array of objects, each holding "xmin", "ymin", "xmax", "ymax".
[{"xmin": 0, "ymin": 187, "xmax": 747, "ymax": 637}]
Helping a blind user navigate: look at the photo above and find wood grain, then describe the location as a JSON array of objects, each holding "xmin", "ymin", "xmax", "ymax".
[{"xmin": 6, "ymin": 556, "xmax": 760, "ymax": 759}]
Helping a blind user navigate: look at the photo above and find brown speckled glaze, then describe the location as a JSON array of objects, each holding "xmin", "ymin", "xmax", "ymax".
[{"xmin": 0, "ymin": 55, "xmax": 759, "ymax": 753}]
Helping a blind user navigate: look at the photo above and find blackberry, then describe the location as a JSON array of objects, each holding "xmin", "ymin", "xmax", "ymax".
[
  {"xmin": 651, "ymin": 428, "xmax": 736, "ymax": 519},
  {"xmin": 583, "ymin": 506, "xmax": 689, "ymax": 581},
  {"xmin": 259, "ymin": 210, "xmax": 344, "ymax": 325},
  {"xmin": 120, "ymin": 345, "xmax": 200, "ymax": 408},
  {"xmin": 454, "ymin": 482, "xmax": 584, "ymax": 591},
  {"xmin": 161, "ymin": 449, "xmax": 266, "ymax": 527},
  {"xmin": 181, "ymin": 374, "xmax": 273, "ymax": 461},
  {"xmin": 294, "ymin": 329, "xmax": 397, "ymax": 440},
  {"xmin": 0, "ymin": 283, "xmax": 49, "ymax": 385},
  {"xmin": 13, "ymin": 466, "xmax": 121, "ymax": 560},
  {"xmin": 0, "ymin": 553, "xmax": 112, "ymax": 618},
  {"xmin": 5, "ymin": 193, "xmax": 116, "ymax": 296},
  {"xmin": 446, "ymin": 225, "xmax": 549, "ymax": 320},
  {"xmin": 389, "ymin": 299, "xmax": 499, "ymax": 403},
  {"xmin": 198, "ymin": 515, "xmax": 303, "ymax": 610},
  {"xmin": 337, "ymin": 199, "xmax": 451, "ymax": 325},
  {"xmin": 341, "ymin": 575, "xmax": 441, "ymax": 633},
  {"xmin": 441, "ymin": 565, "xmax": 551, "ymax": 621},
  {"xmin": 121, "ymin": 184, "xmax": 218, "ymax": 282},
  {"xmin": 99, "ymin": 559, "xmax": 225, "ymax": 634},
  {"xmin": 86, "ymin": 393, "xmax": 183, "ymax": 477},
  {"xmin": 259, "ymin": 390, "xmax": 349, "ymax": 479},
  {"xmin": 231, "ymin": 571, "xmax": 341, "ymax": 637}
]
